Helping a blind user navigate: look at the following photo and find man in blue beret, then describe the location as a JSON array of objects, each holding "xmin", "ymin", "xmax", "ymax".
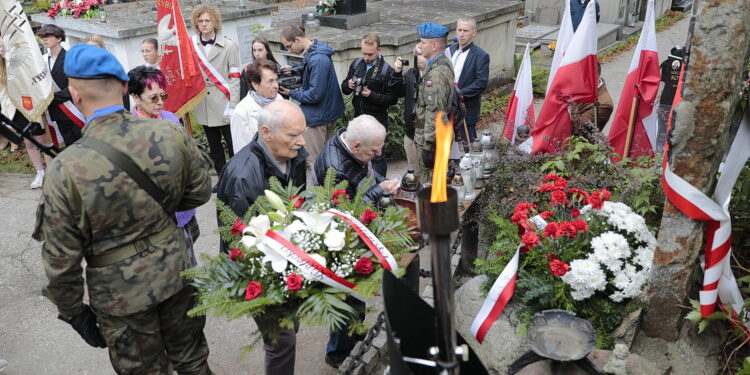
[
  {"xmin": 34, "ymin": 44, "xmax": 215, "ymax": 374},
  {"xmin": 414, "ymin": 22, "xmax": 455, "ymax": 182}
]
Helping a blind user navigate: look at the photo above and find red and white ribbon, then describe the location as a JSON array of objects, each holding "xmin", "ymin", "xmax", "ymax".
[
  {"xmin": 662, "ymin": 100, "xmax": 750, "ymax": 323},
  {"xmin": 264, "ymin": 230, "xmax": 366, "ymax": 301},
  {"xmin": 327, "ymin": 209, "xmax": 399, "ymax": 272},
  {"xmin": 470, "ymin": 245, "xmax": 520, "ymax": 343},
  {"xmin": 193, "ymin": 36, "xmax": 231, "ymax": 100},
  {"xmin": 50, "ymin": 77, "xmax": 85, "ymax": 127}
]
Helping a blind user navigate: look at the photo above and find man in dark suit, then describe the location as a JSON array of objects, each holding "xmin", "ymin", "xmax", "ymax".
[
  {"xmin": 37, "ymin": 25, "xmax": 83, "ymax": 146},
  {"xmin": 447, "ymin": 17, "xmax": 489, "ymax": 143}
]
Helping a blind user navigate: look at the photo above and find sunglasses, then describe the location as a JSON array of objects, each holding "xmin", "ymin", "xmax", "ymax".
[{"xmin": 142, "ymin": 93, "xmax": 168, "ymax": 104}]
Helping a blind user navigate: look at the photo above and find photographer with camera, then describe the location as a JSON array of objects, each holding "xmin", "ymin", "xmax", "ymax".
[
  {"xmin": 279, "ymin": 25, "xmax": 344, "ymax": 179},
  {"xmin": 340, "ymin": 33, "xmax": 398, "ymax": 176},
  {"xmin": 390, "ymin": 44, "xmax": 428, "ymax": 172}
]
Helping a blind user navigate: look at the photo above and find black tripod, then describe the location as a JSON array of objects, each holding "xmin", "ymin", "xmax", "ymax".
[{"xmin": 0, "ymin": 112, "xmax": 60, "ymax": 158}]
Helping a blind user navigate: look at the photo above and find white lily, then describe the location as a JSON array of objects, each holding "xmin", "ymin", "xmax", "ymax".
[
  {"xmin": 240, "ymin": 215, "xmax": 271, "ymax": 249},
  {"xmin": 265, "ymin": 190, "xmax": 288, "ymax": 214},
  {"xmin": 293, "ymin": 211, "xmax": 336, "ymax": 234},
  {"xmin": 258, "ymin": 241, "xmax": 289, "ymax": 273}
]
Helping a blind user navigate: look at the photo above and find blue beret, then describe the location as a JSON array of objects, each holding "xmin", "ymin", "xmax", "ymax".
[
  {"xmin": 417, "ymin": 22, "xmax": 449, "ymax": 39},
  {"xmin": 64, "ymin": 44, "xmax": 129, "ymax": 82}
]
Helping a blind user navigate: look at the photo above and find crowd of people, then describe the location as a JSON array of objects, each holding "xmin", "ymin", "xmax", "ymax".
[{"xmin": 0, "ymin": 2, "xmax": 620, "ymax": 373}]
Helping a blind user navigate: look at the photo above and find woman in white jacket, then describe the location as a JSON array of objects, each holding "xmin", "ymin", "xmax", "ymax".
[{"xmin": 230, "ymin": 58, "xmax": 284, "ymax": 153}]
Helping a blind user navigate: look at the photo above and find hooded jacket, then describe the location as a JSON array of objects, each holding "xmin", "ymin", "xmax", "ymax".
[
  {"xmin": 314, "ymin": 128, "xmax": 385, "ymax": 203},
  {"xmin": 289, "ymin": 40, "xmax": 344, "ymax": 126}
]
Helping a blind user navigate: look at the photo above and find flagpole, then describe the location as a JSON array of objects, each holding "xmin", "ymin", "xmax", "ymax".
[
  {"xmin": 623, "ymin": 87, "xmax": 640, "ymax": 159},
  {"xmin": 183, "ymin": 115, "xmax": 194, "ymax": 137}
]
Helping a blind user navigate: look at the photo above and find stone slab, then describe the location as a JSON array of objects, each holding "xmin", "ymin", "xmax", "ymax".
[
  {"xmin": 539, "ymin": 23, "xmax": 622, "ymax": 53},
  {"xmin": 516, "ymin": 23, "xmax": 559, "ymax": 44},
  {"xmin": 318, "ymin": 10, "xmax": 381, "ymax": 30}
]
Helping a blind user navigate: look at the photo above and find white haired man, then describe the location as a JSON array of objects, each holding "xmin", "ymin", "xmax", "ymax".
[{"xmin": 215, "ymin": 100, "xmax": 307, "ymax": 375}]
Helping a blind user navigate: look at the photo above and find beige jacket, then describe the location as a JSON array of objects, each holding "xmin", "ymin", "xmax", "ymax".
[{"xmin": 192, "ymin": 34, "xmax": 241, "ymax": 127}]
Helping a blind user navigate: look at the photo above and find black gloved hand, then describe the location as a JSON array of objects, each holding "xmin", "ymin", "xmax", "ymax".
[
  {"xmin": 421, "ymin": 149, "xmax": 435, "ymax": 169},
  {"xmin": 58, "ymin": 304, "xmax": 107, "ymax": 348}
]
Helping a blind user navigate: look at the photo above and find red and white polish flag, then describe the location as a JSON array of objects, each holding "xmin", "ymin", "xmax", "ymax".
[
  {"xmin": 607, "ymin": 0, "xmax": 660, "ymax": 160},
  {"xmin": 503, "ymin": 43, "xmax": 535, "ymax": 143},
  {"xmin": 546, "ymin": 0, "xmax": 575, "ymax": 94},
  {"xmin": 532, "ymin": 0, "xmax": 599, "ymax": 154}
]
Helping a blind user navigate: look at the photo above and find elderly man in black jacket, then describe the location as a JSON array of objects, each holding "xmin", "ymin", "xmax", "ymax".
[
  {"xmin": 313, "ymin": 115, "xmax": 400, "ymax": 203},
  {"xmin": 215, "ymin": 99, "xmax": 306, "ymax": 375}
]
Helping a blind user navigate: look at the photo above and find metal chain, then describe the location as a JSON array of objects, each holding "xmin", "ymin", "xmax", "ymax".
[{"xmin": 337, "ymin": 311, "xmax": 386, "ymax": 374}]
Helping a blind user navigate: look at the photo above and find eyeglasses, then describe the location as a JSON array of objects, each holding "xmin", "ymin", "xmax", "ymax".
[
  {"xmin": 283, "ymin": 39, "xmax": 294, "ymax": 50},
  {"xmin": 142, "ymin": 93, "xmax": 168, "ymax": 104}
]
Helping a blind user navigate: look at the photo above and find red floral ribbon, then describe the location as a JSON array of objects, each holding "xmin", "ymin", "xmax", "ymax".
[
  {"xmin": 264, "ymin": 230, "xmax": 365, "ymax": 301},
  {"xmin": 327, "ymin": 209, "xmax": 399, "ymax": 272},
  {"xmin": 662, "ymin": 99, "xmax": 749, "ymax": 327}
]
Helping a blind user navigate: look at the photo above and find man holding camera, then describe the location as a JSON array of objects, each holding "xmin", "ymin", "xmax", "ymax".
[
  {"xmin": 391, "ymin": 44, "xmax": 428, "ymax": 172},
  {"xmin": 340, "ymin": 33, "xmax": 398, "ymax": 176},
  {"xmin": 447, "ymin": 17, "xmax": 489, "ymax": 143},
  {"xmin": 414, "ymin": 23, "xmax": 455, "ymax": 182},
  {"xmin": 279, "ymin": 25, "xmax": 344, "ymax": 179}
]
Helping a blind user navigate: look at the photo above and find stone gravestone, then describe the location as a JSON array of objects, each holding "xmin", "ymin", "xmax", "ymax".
[{"xmin": 318, "ymin": 0, "xmax": 380, "ymax": 30}]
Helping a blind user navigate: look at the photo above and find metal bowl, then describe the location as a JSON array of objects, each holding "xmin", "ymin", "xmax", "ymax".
[{"xmin": 527, "ymin": 309, "xmax": 596, "ymax": 361}]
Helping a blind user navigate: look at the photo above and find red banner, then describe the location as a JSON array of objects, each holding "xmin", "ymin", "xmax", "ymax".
[{"xmin": 157, "ymin": 0, "xmax": 207, "ymax": 118}]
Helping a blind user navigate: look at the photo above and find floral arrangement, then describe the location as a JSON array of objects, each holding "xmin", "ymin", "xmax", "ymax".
[
  {"xmin": 316, "ymin": 0, "xmax": 336, "ymax": 15},
  {"xmin": 476, "ymin": 173, "xmax": 656, "ymax": 347},
  {"xmin": 47, "ymin": 0, "xmax": 104, "ymax": 19},
  {"xmin": 183, "ymin": 169, "xmax": 416, "ymax": 346}
]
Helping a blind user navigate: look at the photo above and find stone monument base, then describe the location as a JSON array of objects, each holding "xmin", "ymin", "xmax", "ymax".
[{"xmin": 318, "ymin": 11, "xmax": 380, "ymax": 30}]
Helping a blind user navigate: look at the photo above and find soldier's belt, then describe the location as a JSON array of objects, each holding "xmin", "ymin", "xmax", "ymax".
[{"xmin": 85, "ymin": 224, "xmax": 178, "ymax": 268}]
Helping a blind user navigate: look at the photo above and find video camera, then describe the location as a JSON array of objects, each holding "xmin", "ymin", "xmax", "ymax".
[{"xmin": 278, "ymin": 65, "xmax": 304, "ymax": 90}]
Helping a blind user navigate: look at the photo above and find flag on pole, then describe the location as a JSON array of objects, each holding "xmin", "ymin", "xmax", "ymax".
[
  {"xmin": 157, "ymin": 0, "xmax": 206, "ymax": 118},
  {"xmin": 546, "ymin": 0, "xmax": 575, "ymax": 94},
  {"xmin": 503, "ymin": 43, "xmax": 535, "ymax": 143},
  {"xmin": 607, "ymin": 0, "xmax": 660, "ymax": 160},
  {"xmin": 0, "ymin": 0, "xmax": 53, "ymax": 122},
  {"xmin": 531, "ymin": 1, "xmax": 599, "ymax": 154}
]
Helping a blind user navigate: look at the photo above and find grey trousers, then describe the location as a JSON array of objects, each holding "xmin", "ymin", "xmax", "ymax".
[{"xmin": 253, "ymin": 314, "xmax": 301, "ymax": 375}]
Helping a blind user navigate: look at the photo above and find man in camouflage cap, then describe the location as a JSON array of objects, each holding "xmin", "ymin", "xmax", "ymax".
[
  {"xmin": 414, "ymin": 22, "xmax": 455, "ymax": 182},
  {"xmin": 33, "ymin": 44, "xmax": 214, "ymax": 374}
]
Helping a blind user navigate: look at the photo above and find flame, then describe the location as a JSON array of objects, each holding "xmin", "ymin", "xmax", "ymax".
[{"xmin": 430, "ymin": 112, "xmax": 453, "ymax": 203}]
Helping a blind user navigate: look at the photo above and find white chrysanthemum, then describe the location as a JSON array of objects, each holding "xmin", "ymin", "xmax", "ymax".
[
  {"xmin": 590, "ymin": 232, "xmax": 630, "ymax": 267},
  {"xmin": 561, "ymin": 259, "xmax": 607, "ymax": 300},
  {"xmin": 324, "ymin": 228, "xmax": 346, "ymax": 251},
  {"xmin": 634, "ymin": 246, "xmax": 654, "ymax": 270}
]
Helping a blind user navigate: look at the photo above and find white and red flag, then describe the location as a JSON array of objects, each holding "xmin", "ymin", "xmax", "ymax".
[
  {"xmin": 531, "ymin": 1, "xmax": 599, "ymax": 154},
  {"xmin": 157, "ymin": 0, "xmax": 207, "ymax": 117},
  {"xmin": 607, "ymin": 0, "xmax": 660, "ymax": 160},
  {"xmin": 546, "ymin": 0, "xmax": 575, "ymax": 94},
  {"xmin": 502, "ymin": 43, "xmax": 535, "ymax": 142}
]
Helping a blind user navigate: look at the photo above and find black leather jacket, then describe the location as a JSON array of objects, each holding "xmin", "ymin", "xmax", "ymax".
[
  {"xmin": 340, "ymin": 56, "xmax": 398, "ymax": 126},
  {"xmin": 216, "ymin": 136, "xmax": 307, "ymax": 251},
  {"xmin": 313, "ymin": 129, "xmax": 385, "ymax": 203}
]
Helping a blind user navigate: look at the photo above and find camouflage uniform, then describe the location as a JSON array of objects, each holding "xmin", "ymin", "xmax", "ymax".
[
  {"xmin": 414, "ymin": 53, "xmax": 455, "ymax": 182},
  {"xmin": 34, "ymin": 110, "xmax": 214, "ymax": 375}
]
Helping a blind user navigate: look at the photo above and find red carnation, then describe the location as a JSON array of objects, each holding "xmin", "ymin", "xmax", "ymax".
[
  {"xmin": 572, "ymin": 219, "xmax": 588, "ymax": 232},
  {"xmin": 543, "ymin": 173, "xmax": 560, "ymax": 182},
  {"xmin": 514, "ymin": 202, "xmax": 532, "ymax": 212},
  {"xmin": 547, "ymin": 253, "xmax": 560, "ymax": 261},
  {"xmin": 290, "ymin": 195, "xmax": 304, "ymax": 209},
  {"xmin": 543, "ymin": 222, "xmax": 561, "ymax": 239},
  {"xmin": 244, "ymin": 281, "xmax": 262, "ymax": 301},
  {"xmin": 286, "ymin": 274, "xmax": 303, "ymax": 291},
  {"xmin": 554, "ymin": 177, "xmax": 568, "ymax": 191},
  {"xmin": 550, "ymin": 190, "xmax": 569, "ymax": 206},
  {"xmin": 354, "ymin": 257, "xmax": 374, "ymax": 275},
  {"xmin": 511, "ymin": 211, "xmax": 528, "ymax": 224},
  {"xmin": 549, "ymin": 259, "xmax": 570, "ymax": 277},
  {"xmin": 539, "ymin": 210, "xmax": 554, "ymax": 220},
  {"xmin": 360, "ymin": 209, "xmax": 378, "ymax": 224},
  {"xmin": 230, "ymin": 218, "xmax": 247, "ymax": 235},
  {"xmin": 571, "ymin": 208, "xmax": 581, "ymax": 218},
  {"xmin": 587, "ymin": 189, "xmax": 611, "ymax": 209},
  {"xmin": 521, "ymin": 231, "xmax": 540, "ymax": 249},
  {"xmin": 568, "ymin": 188, "xmax": 589, "ymax": 201},
  {"xmin": 538, "ymin": 183, "xmax": 557, "ymax": 192},
  {"xmin": 229, "ymin": 248, "xmax": 244, "ymax": 261},
  {"xmin": 560, "ymin": 221, "xmax": 578, "ymax": 238},
  {"xmin": 332, "ymin": 189, "xmax": 349, "ymax": 204}
]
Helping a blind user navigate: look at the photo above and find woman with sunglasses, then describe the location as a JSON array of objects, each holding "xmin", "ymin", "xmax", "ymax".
[
  {"xmin": 126, "ymin": 65, "xmax": 201, "ymax": 259},
  {"xmin": 127, "ymin": 65, "xmax": 178, "ymax": 123}
]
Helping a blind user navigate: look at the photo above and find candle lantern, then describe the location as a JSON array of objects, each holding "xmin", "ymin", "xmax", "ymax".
[
  {"xmin": 451, "ymin": 173, "xmax": 466, "ymax": 210},
  {"xmin": 469, "ymin": 141, "xmax": 485, "ymax": 189}
]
